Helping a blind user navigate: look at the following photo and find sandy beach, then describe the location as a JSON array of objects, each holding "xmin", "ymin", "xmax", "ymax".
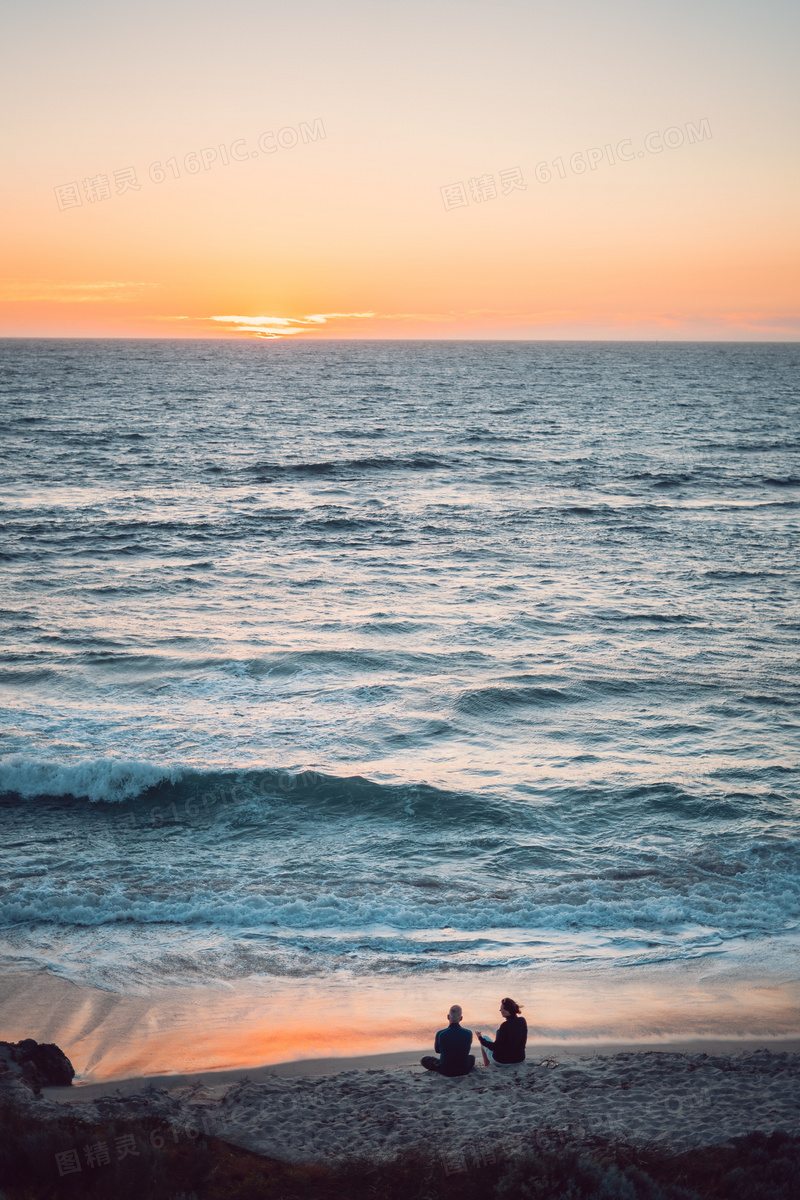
[{"xmin": 31, "ymin": 1046, "xmax": 800, "ymax": 1167}]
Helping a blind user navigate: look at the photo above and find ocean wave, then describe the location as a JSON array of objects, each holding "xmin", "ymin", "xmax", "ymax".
[
  {"xmin": 246, "ymin": 454, "xmax": 453, "ymax": 479},
  {"xmin": 456, "ymin": 685, "xmax": 574, "ymax": 715},
  {"xmin": 2, "ymin": 846, "xmax": 798, "ymax": 938},
  {"xmin": 0, "ymin": 755, "xmax": 178, "ymax": 803},
  {"xmin": 453, "ymin": 675, "xmax": 663, "ymax": 716},
  {"xmin": 0, "ymin": 757, "xmax": 512, "ymax": 827},
  {"xmin": 1, "ymin": 756, "xmax": 780, "ymax": 832}
]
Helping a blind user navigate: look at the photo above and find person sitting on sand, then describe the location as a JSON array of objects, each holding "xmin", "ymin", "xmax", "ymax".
[
  {"xmin": 420, "ymin": 1004, "xmax": 475, "ymax": 1076},
  {"xmin": 476, "ymin": 997, "xmax": 527, "ymax": 1065}
]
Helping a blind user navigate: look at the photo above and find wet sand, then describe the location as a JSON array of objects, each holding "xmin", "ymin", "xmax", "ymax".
[
  {"xmin": 3, "ymin": 961, "xmax": 800, "ymax": 1086},
  {"xmin": 39, "ymin": 1036, "xmax": 800, "ymax": 1103}
]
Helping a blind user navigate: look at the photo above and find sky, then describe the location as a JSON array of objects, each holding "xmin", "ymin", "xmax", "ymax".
[{"xmin": 1, "ymin": 0, "xmax": 797, "ymax": 339}]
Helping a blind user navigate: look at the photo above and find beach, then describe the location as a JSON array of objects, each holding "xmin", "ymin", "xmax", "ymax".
[
  {"xmin": 29, "ymin": 1045, "xmax": 800, "ymax": 1166},
  {"xmin": 3, "ymin": 963, "xmax": 800, "ymax": 1165}
]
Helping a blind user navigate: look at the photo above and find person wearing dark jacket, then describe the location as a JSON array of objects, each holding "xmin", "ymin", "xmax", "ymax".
[
  {"xmin": 420, "ymin": 1004, "xmax": 475, "ymax": 1076},
  {"xmin": 476, "ymin": 997, "xmax": 527, "ymax": 1064}
]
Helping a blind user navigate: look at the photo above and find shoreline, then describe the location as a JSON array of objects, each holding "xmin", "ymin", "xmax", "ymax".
[
  {"xmin": 3, "ymin": 962, "xmax": 800, "ymax": 1086},
  {"xmin": 42, "ymin": 1035, "xmax": 800, "ymax": 1103}
]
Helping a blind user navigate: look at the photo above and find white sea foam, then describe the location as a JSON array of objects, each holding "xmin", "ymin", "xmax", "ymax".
[
  {"xmin": 2, "ymin": 866, "xmax": 796, "ymax": 936},
  {"xmin": 0, "ymin": 755, "xmax": 178, "ymax": 803}
]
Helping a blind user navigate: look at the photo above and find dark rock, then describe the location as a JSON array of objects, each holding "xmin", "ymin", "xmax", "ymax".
[{"xmin": 0, "ymin": 1039, "xmax": 74, "ymax": 1091}]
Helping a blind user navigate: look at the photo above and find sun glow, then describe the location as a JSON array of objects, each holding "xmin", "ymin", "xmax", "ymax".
[{"xmin": 207, "ymin": 313, "xmax": 377, "ymax": 338}]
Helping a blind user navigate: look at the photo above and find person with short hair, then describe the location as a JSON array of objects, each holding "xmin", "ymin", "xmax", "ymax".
[
  {"xmin": 420, "ymin": 1004, "xmax": 475, "ymax": 1076},
  {"xmin": 476, "ymin": 997, "xmax": 527, "ymax": 1065}
]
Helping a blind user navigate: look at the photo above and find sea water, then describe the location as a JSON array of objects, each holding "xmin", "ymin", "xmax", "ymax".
[{"xmin": 1, "ymin": 340, "xmax": 798, "ymax": 1017}]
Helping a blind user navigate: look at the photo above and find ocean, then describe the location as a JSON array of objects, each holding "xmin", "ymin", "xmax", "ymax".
[{"xmin": 1, "ymin": 340, "xmax": 798, "ymax": 1028}]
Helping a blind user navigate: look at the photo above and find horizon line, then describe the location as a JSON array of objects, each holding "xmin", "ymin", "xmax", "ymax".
[{"xmin": 0, "ymin": 336, "xmax": 797, "ymax": 345}]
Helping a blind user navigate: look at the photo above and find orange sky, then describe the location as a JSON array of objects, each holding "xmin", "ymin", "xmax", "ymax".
[{"xmin": 1, "ymin": 0, "xmax": 798, "ymax": 339}]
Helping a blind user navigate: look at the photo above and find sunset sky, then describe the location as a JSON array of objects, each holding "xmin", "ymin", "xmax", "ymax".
[{"xmin": 1, "ymin": 0, "xmax": 797, "ymax": 339}]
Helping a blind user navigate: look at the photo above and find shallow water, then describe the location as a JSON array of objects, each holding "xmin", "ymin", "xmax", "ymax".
[{"xmin": 1, "ymin": 340, "xmax": 798, "ymax": 1002}]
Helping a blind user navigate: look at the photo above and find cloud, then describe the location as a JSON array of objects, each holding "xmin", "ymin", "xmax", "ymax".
[
  {"xmin": 207, "ymin": 312, "xmax": 376, "ymax": 338},
  {"xmin": 0, "ymin": 280, "xmax": 154, "ymax": 304},
  {"xmin": 719, "ymin": 312, "xmax": 800, "ymax": 333}
]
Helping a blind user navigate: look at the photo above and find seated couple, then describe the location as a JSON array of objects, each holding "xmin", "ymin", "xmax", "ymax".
[{"xmin": 420, "ymin": 998, "xmax": 526, "ymax": 1076}]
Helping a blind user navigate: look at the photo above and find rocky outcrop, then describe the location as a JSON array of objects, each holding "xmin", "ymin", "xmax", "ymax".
[{"xmin": 0, "ymin": 1039, "xmax": 75, "ymax": 1093}]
